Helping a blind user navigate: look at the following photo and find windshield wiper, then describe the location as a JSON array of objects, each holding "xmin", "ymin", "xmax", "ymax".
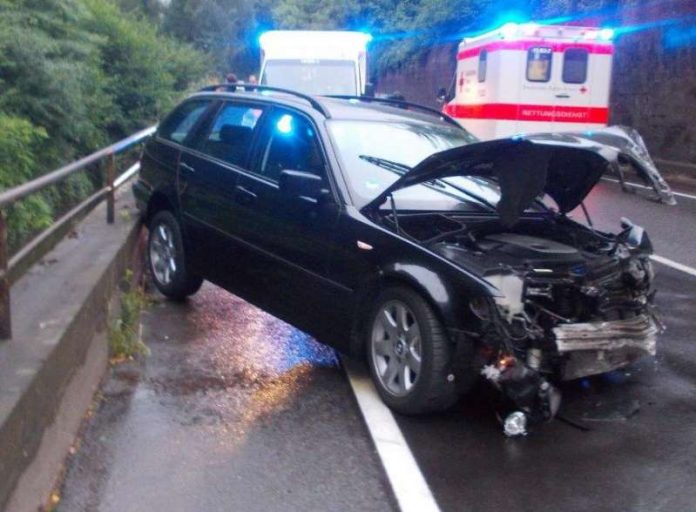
[
  {"xmin": 359, "ymin": 155, "xmax": 444, "ymax": 187},
  {"xmin": 360, "ymin": 154, "xmax": 449, "ymax": 190},
  {"xmin": 359, "ymin": 155, "xmax": 411, "ymax": 174},
  {"xmin": 438, "ymin": 178, "xmax": 498, "ymax": 212},
  {"xmin": 359, "ymin": 154, "xmax": 498, "ymax": 213}
]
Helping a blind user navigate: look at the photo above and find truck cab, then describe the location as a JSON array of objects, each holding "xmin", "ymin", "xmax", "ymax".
[
  {"xmin": 259, "ymin": 30, "xmax": 371, "ymax": 96},
  {"xmin": 443, "ymin": 23, "xmax": 615, "ymax": 139}
]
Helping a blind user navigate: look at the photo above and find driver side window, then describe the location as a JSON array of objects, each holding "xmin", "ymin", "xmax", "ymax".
[{"xmin": 259, "ymin": 110, "xmax": 325, "ymax": 182}]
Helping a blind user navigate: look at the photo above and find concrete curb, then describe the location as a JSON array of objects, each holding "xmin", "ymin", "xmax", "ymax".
[{"xmin": 0, "ymin": 194, "xmax": 143, "ymax": 511}]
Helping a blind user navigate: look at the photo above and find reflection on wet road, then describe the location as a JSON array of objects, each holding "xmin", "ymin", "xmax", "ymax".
[{"xmin": 57, "ymin": 285, "xmax": 395, "ymax": 512}]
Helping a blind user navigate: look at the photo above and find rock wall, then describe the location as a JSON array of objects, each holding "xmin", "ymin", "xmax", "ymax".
[{"xmin": 375, "ymin": 0, "xmax": 696, "ymax": 162}]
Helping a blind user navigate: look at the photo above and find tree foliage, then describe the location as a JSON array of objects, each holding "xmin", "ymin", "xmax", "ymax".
[
  {"xmin": 151, "ymin": 0, "xmax": 574, "ymax": 77},
  {"xmin": 0, "ymin": 116, "xmax": 52, "ymax": 250},
  {"xmin": 0, "ymin": 0, "xmax": 208, "ymax": 252},
  {"xmin": 163, "ymin": 0, "xmax": 256, "ymax": 73}
]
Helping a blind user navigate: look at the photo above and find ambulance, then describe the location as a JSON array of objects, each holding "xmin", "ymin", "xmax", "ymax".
[
  {"xmin": 442, "ymin": 22, "xmax": 615, "ymax": 139},
  {"xmin": 258, "ymin": 30, "xmax": 372, "ymax": 96}
]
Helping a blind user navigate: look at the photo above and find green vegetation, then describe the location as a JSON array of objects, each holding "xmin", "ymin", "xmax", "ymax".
[
  {"xmin": 0, "ymin": 0, "xmax": 208, "ymax": 252},
  {"xmin": 109, "ymin": 270, "xmax": 149, "ymax": 360},
  {"xmin": 0, "ymin": 117, "xmax": 52, "ymax": 250}
]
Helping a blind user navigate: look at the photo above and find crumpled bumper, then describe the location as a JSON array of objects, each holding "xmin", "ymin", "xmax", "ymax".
[{"xmin": 553, "ymin": 314, "xmax": 658, "ymax": 380}]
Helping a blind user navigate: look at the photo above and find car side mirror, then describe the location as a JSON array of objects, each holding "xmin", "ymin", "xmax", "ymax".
[
  {"xmin": 279, "ymin": 170, "xmax": 323, "ymax": 203},
  {"xmin": 436, "ymin": 87, "xmax": 447, "ymax": 104},
  {"xmin": 364, "ymin": 82, "xmax": 375, "ymax": 98}
]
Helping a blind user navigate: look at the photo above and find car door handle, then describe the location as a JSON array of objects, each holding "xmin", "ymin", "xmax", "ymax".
[
  {"xmin": 234, "ymin": 185, "xmax": 257, "ymax": 205},
  {"xmin": 180, "ymin": 162, "xmax": 196, "ymax": 174},
  {"xmin": 555, "ymin": 93, "xmax": 570, "ymax": 99}
]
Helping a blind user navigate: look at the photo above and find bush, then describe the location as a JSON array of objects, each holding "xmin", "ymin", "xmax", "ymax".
[
  {"xmin": 0, "ymin": 116, "xmax": 53, "ymax": 251},
  {"xmin": 0, "ymin": 0, "xmax": 209, "ymax": 253}
]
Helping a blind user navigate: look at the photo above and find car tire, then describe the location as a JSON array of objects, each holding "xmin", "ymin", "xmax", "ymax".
[
  {"xmin": 366, "ymin": 286, "xmax": 457, "ymax": 415},
  {"xmin": 147, "ymin": 210, "xmax": 203, "ymax": 300}
]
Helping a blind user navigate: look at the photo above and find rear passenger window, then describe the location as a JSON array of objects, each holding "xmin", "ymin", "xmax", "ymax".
[
  {"xmin": 158, "ymin": 100, "xmax": 211, "ymax": 144},
  {"xmin": 157, "ymin": 100, "xmax": 210, "ymax": 144},
  {"xmin": 478, "ymin": 49, "xmax": 487, "ymax": 82},
  {"xmin": 259, "ymin": 110, "xmax": 324, "ymax": 182},
  {"xmin": 526, "ymin": 46, "xmax": 553, "ymax": 82},
  {"xmin": 563, "ymin": 48, "xmax": 589, "ymax": 84},
  {"xmin": 198, "ymin": 103, "xmax": 263, "ymax": 168}
]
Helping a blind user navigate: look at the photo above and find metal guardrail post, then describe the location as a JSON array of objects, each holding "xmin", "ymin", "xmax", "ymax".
[
  {"xmin": 106, "ymin": 152, "xmax": 116, "ymax": 224},
  {"xmin": 0, "ymin": 210, "xmax": 12, "ymax": 340}
]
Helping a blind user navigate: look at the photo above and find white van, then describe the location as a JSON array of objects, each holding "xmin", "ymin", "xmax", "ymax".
[
  {"xmin": 442, "ymin": 23, "xmax": 615, "ymax": 139},
  {"xmin": 259, "ymin": 30, "xmax": 372, "ymax": 96}
]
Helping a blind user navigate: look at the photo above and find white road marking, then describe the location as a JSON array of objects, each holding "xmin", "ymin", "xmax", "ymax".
[
  {"xmin": 651, "ymin": 255, "xmax": 696, "ymax": 277},
  {"xmin": 601, "ymin": 177, "xmax": 696, "ymax": 201},
  {"xmin": 342, "ymin": 358, "xmax": 441, "ymax": 512}
]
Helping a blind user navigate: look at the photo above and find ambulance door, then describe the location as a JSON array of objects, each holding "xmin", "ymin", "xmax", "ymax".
[
  {"xmin": 520, "ymin": 45, "xmax": 555, "ymax": 134},
  {"xmin": 587, "ymin": 47, "xmax": 612, "ymax": 128},
  {"xmin": 553, "ymin": 47, "xmax": 592, "ymax": 131},
  {"xmin": 493, "ymin": 45, "xmax": 523, "ymax": 138}
]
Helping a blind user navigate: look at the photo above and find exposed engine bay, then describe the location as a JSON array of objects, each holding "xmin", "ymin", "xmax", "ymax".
[{"xmin": 384, "ymin": 210, "xmax": 661, "ymax": 435}]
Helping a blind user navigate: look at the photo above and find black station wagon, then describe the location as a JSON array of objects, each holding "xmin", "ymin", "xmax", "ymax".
[{"xmin": 134, "ymin": 85, "xmax": 660, "ymax": 435}]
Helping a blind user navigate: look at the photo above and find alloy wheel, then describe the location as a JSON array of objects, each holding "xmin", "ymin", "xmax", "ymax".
[
  {"xmin": 150, "ymin": 223, "xmax": 177, "ymax": 286},
  {"xmin": 371, "ymin": 300, "xmax": 422, "ymax": 396}
]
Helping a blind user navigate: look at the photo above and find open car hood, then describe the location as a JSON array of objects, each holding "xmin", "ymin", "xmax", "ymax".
[{"xmin": 362, "ymin": 136, "xmax": 617, "ymax": 226}]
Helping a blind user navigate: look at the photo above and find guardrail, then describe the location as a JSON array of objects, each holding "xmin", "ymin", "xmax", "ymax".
[
  {"xmin": 654, "ymin": 158, "xmax": 696, "ymax": 172},
  {"xmin": 0, "ymin": 125, "xmax": 156, "ymax": 340}
]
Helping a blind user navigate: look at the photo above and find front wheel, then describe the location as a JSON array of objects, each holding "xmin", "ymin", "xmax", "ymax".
[
  {"xmin": 147, "ymin": 210, "xmax": 203, "ymax": 300},
  {"xmin": 366, "ymin": 286, "xmax": 457, "ymax": 415}
]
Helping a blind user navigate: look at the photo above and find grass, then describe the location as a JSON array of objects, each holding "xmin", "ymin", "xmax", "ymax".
[{"xmin": 108, "ymin": 269, "xmax": 149, "ymax": 361}]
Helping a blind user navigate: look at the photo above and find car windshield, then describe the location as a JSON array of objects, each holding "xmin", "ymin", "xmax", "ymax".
[
  {"xmin": 262, "ymin": 59, "xmax": 357, "ymax": 95},
  {"xmin": 327, "ymin": 119, "xmax": 506, "ymax": 211}
]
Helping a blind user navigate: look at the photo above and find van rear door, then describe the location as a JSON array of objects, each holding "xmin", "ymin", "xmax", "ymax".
[
  {"xmin": 553, "ymin": 46, "xmax": 592, "ymax": 128},
  {"xmin": 520, "ymin": 45, "xmax": 558, "ymax": 132}
]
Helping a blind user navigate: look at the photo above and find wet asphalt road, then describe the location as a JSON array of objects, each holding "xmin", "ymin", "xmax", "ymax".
[
  {"xmin": 57, "ymin": 179, "xmax": 696, "ymax": 512},
  {"xmin": 57, "ymin": 287, "xmax": 396, "ymax": 512}
]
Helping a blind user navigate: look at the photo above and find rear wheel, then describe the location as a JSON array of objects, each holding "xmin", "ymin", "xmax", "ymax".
[
  {"xmin": 147, "ymin": 210, "xmax": 202, "ymax": 300},
  {"xmin": 366, "ymin": 286, "xmax": 457, "ymax": 415}
]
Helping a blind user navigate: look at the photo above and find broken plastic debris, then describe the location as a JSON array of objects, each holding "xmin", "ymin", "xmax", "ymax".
[
  {"xmin": 504, "ymin": 411, "xmax": 528, "ymax": 437},
  {"xmin": 481, "ymin": 364, "xmax": 502, "ymax": 382}
]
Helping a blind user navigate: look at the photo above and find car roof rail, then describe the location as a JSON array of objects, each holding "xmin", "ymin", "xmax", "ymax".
[
  {"xmin": 198, "ymin": 84, "xmax": 331, "ymax": 118},
  {"xmin": 324, "ymin": 95, "xmax": 462, "ymax": 129}
]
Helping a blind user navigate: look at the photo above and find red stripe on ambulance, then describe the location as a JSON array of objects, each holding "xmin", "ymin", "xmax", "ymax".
[
  {"xmin": 457, "ymin": 40, "xmax": 614, "ymax": 59},
  {"xmin": 444, "ymin": 103, "xmax": 610, "ymax": 124}
]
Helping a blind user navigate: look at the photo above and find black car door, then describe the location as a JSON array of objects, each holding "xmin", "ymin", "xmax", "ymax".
[
  {"xmin": 141, "ymin": 98, "xmax": 215, "ymax": 208},
  {"xmin": 177, "ymin": 100, "xmax": 267, "ymax": 282},
  {"xmin": 231, "ymin": 107, "xmax": 347, "ymax": 342}
]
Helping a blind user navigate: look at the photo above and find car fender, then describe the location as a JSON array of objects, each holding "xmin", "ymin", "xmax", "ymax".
[{"xmin": 349, "ymin": 256, "xmax": 495, "ymax": 355}]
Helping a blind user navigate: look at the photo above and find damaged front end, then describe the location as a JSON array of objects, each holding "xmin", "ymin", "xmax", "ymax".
[
  {"xmin": 361, "ymin": 136, "xmax": 665, "ymax": 435},
  {"xmin": 460, "ymin": 221, "xmax": 661, "ymax": 435}
]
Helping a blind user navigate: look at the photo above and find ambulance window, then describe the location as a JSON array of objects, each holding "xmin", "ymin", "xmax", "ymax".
[
  {"xmin": 526, "ymin": 47, "xmax": 553, "ymax": 82},
  {"xmin": 478, "ymin": 49, "xmax": 487, "ymax": 82},
  {"xmin": 563, "ymin": 48, "xmax": 589, "ymax": 84}
]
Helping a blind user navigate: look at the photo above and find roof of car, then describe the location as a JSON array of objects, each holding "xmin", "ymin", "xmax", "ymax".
[
  {"xmin": 191, "ymin": 87, "xmax": 462, "ymax": 130},
  {"xmin": 321, "ymin": 97, "xmax": 461, "ymax": 127}
]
